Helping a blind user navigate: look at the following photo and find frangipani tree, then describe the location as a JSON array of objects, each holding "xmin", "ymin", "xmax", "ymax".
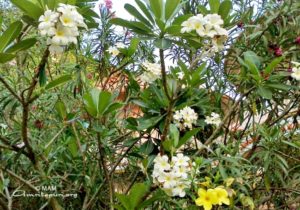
[{"xmin": 0, "ymin": 0, "xmax": 299, "ymax": 210}]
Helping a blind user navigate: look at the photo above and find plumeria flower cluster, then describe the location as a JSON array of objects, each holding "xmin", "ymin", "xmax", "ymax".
[
  {"xmin": 152, "ymin": 154, "xmax": 192, "ymax": 197},
  {"xmin": 139, "ymin": 62, "xmax": 162, "ymax": 84},
  {"xmin": 181, "ymin": 14, "xmax": 228, "ymax": 53},
  {"xmin": 173, "ymin": 107, "xmax": 198, "ymax": 130},
  {"xmin": 291, "ymin": 61, "xmax": 300, "ymax": 81},
  {"xmin": 195, "ymin": 187, "xmax": 230, "ymax": 210},
  {"xmin": 107, "ymin": 42, "xmax": 126, "ymax": 56},
  {"xmin": 38, "ymin": 4, "xmax": 87, "ymax": 54},
  {"xmin": 181, "ymin": 14, "xmax": 228, "ymax": 38},
  {"xmin": 205, "ymin": 112, "xmax": 222, "ymax": 126}
]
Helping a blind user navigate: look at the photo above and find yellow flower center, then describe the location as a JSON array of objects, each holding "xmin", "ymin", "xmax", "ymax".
[{"xmin": 62, "ymin": 17, "xmax": 72, "ymax": 24}]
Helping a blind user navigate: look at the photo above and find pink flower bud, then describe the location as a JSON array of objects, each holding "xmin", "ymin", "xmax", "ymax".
[
  {"xmin": 295, "ymin": 36, "xmax": 300, "ymax": 45},
  {"xmin": 274, "ymin": 48, "xmax": 282, "ymax": 57}
]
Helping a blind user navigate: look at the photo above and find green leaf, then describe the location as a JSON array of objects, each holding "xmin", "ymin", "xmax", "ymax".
[
  {"xmin": 0, "ymin": 17, "xmax": 3, "ymax": 30},
  {"xmin": 39, "ymin": 65, "xmax": 47, "ymax": 87},
  {"xmin": 45, "ymin": 74, "xmax": 72, "ymax": 90},
  {"xmin": 177, "ymin": 128, "xmax": 201, "ymax": 148},
  {"xmin": 209, "ymin": 0, "xmax": 220, "ymax": 13},
  {"xmin": 169, "ymin": 124, "xmax": 179, "ymax": 147},
  {"xmin": 0, "ymin": 21, "xmax": 23, "ymax": 53},
  {"xmin": 98, "ymin": 91, "xmax": 113, "ymax": 115},
  {"xmin": 264, "ymin": 57, "xmax": 283, "ymax": 75},
  {"xmin": 116, "ymin": 194, "xmax": 131, "ymax": 210},
  {"xmin": 124, "ymin": 4, "xmax": 152, "ymax": 28},
  {"xmin": 165, "ymin": 0, "xmax": 181, "ymax": 21},
  {"xmin": 5, "ymin": 38, "xmax": 37, "ymax": 53},
  {"xmin": 103, "ymin": 102, "xmax": 123, "ymax": 115},
  {"xmin": 243, "ymin": 51, "xmax": 261, "ymax": 68},
  {"xmin": 135, "ymin": 0, "xmax": 155, "ymax": 23},
  {"xmin": 154, "ymin": 38, "xmax": 172, "ymax": 49},
  {"xmin": 264, "ymin": 83, "xmax": 290, "ymax": 91},
  {"xmin": 55, "ymin": 100, "xmax": 67, "ymax": 120},
  {"xmin": 128, "ymin": 38, "xmax": 140, "ymax": 56},
  {"xmin": 149, "ymin": 0, "xmax": 163, "ymax": 20},
  {"xmin": 137, "ymin": 115, "xmax": 163, "ymax": 131},
  {"xmin": 257, "ymin": 86, "xmax": 272, "ymax": 99},
  {"xmin": 140, "ymin": 140, "xmax": 154, "ymax": 155},
  {"xmin": 218, "ymin": 0, "xmax": 232, "ymax": 20},
  {"xmin": 0, "ymin": 53, "xmax": 15, "ymax": 63},
  {"xmin": 110, "ymin": 18, "xmax": 152, "ymax": 35},
  {"xmin": 67, "ymin": 136, "xmax": 78, "ymax": 157},
  {"xmin": 83, "ymin": 93, "xmax": 97, "ymax": 117},
  {"xmin": 129, "ymin": 183, "xmax": 150, "ymax": 208},
  {"xmin": 10, "ymin": 0, "xmax": 43, "ymax": 20}
]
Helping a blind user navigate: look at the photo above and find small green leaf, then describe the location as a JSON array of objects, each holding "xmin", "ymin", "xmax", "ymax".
[
  {"xmin": 243, "ymin": 51, "xmax": 261, "ymax": 68},
  {"xmin": 0, "ymin": 53, "xmax": 15, "ymax": 63},
  {"xmin": 45, "ymin": 74, "xmax": 72, "ymax": 90},
  {"xmin": 257, "ymin": 86, "xmax": 272, "ymax": 99},
  {"xmin": 135, "ymin": 0, "xmax": 155, "ymax": 23},
  {"xmin": 218, "ymin": 0, "xmax": 232, "ymax": 20},
  {"xmin": 154, "ymin": 38, "xmax": 172, "ymax": 49},
  {"xmin": 5, "ymin": 38, "xmax": 37, "ymax": 53},
  {"xmin": 149, "ymin": 0, "xmax": 163, "ymax": 20},
  {"xmin": 124, "ymin": 4, "xmax": 152, "ymax": 28},
  {"xmin": 264, "ymin": 57, "xmax": 283, "ymax": 75},
  {"xmin": 209, "ymin": 0, "xmax": 220, "ymax": 13},
  {"xmin": 11, "ymin": 0, "xmax": 43, "ymax": 20},
  {"xmin": 39, "ymin": 66, "xmax": 47, "ymax": 87},
  {"xmin": 55, "ymin": 100, "xmax": 67, "ymax": 120},
  {"xmin": 140, "ymin": 140, "xmax": 154, "ymax": 155},
  {"xmin": 165, "ymin": 0, "xmax": 181, "ymax": 21},
  {"xmin": 67, "ymin": 136, "xmax": 78, "ymax": 157},
  {"xmin": 177, "ymin": 128, "xmax": 201, "ymax": 148},
  {"xmin": 128, "ymin": 38, "xmax": 140, "ymax": 56},
  {"xmin": 169, "ymin": 124, "xmax": 179, "ymax": 147},
  {"xmin": 0, "ymin": 21, "xmax": 23, "ymax": 52},
  {"xmin": 129, "ymin": 183, "xmax": 150, "ymax": 208},
  {"xmin": 98, "ymin": 91, "xmax": 113, "ymax": 115}
]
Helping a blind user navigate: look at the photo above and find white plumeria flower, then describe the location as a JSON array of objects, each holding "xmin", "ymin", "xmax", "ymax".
[
  {"xmin": 59, "ymin": 12, "xmax": 78, "ymax": 28},
  {"xmin": 153, "ymin": 155, "xmax": 171, "ymax": 172},
  {"xmin": 57, "ymin": 3, "xmax": 77, "ymax": 13},
  {"xmin": 140, "ymin": 62, "xmax": 162, "ymax": 84},
  {"xmin": 107, "ymin": 46, "xmax": 120, "ymax": 56},
  {"xmin": 173, "ymin": 107, "xmax": 198, "ymax": 130},
  {"xmin": 158, "ymin": 172, "xmax": 178, "ymax": 188},
  {"xmin": 38, "ymin": 10, "xmax": 59, "ymax": 36},
  {"xmin": 171, "ymin": 181, "xmax": 189, "ymax": 197},
  {"xmin": 177, "ymin": 72, "xmax": 184, "ymax": 80},
  {"xmin": 115, "ymin": 42, "xmax": 126, "ymax": 48},
  {"xmin": 181, "ymin": 18, "xmax": 195, "ymax": 33},
  {"xmin": 38, "ymin": 4, "xmax": 86, "ymax": 54},
  {"xmin": 152, "ymin": 154, "xmax": 193, "ymax": 198},
  {"xmin": 51, "ymin": 23, "xmax": 74, "ymax": 45},
  {"xmin": 205, "ymin": 14, "xmax": 224, "ymax": 26},
  {"xmin": 173, "ymin": 166, "xmax": 189, "ymax": 179},
  {"xmin": 172, "ymin": 153, "xmax": 190, "ymax": 167},
  {"xmin": 181, "ymin": 13, "xmax": 228, "ymax": 39},
  {"xmin": 205, "ymin": 112, "xmax": 222, "ymax": 126},
  {"xmin": 291, "ymin": 61, "xmax": 300, "ymax": 81}
]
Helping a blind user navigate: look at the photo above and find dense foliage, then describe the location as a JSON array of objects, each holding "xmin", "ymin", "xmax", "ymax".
[{"xmin": 0, "ymin": 0, "xmax": 299, "ymax": 209}]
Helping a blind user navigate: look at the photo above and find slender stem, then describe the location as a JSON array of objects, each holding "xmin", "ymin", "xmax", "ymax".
[
  {"xmin": 0, "ymin": 76, "xmax": 23, "ymax": 103},
  {"xmin": 159, "ymin": 49, "xmax": 171, "ymax": 100},
  {"xmin": 97, "ymin": 133, "xmax": 114, "ymax": 210}
]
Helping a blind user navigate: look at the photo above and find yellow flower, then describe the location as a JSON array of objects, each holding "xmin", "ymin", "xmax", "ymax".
[
  {"xmin": 224, "ymin": 177, "xmax": 235, "ymax": 187},
  {"xmin": 195, "ymin": 188, "xmax": 218, "ymax": 210},
  {"xmin": 214, "ymin": 187, "xmax": 230, "ymax": 205}
]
